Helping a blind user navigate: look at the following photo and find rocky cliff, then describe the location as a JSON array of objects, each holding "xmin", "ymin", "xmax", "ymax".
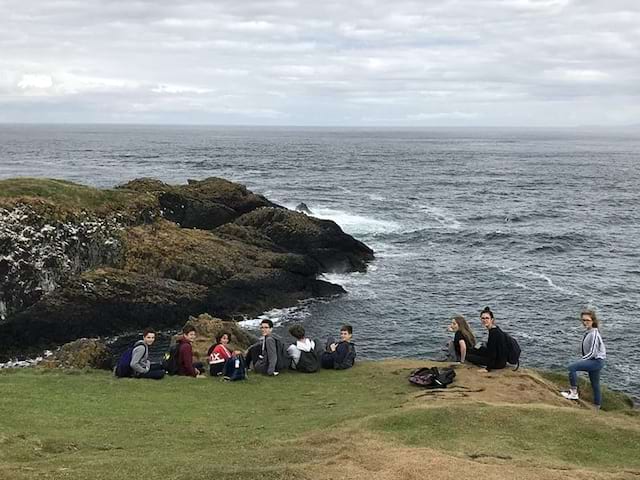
[{"xmin": 0, "ymin": 177, "xmax": 374, "ymax": 357}]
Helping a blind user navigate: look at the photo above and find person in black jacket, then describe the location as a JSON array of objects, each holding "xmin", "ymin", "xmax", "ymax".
[
  {"xmin": 321, "ymin": 324, "xmax": 356, "ymax": 370},
  {"xmin": 466, "ymin": 306, "xmax": 508, "ymax": 371}
]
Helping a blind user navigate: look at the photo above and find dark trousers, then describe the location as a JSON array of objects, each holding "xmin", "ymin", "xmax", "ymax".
[
  {"xmin": 246, "ymin": 344, "xmax": 262, "ymax": 369},
  {"xmin": 137, "ymin": 363, "xmax": 165, "ymax": 380},
  {"xmin": 466, "ymin": 346, "xmax": 489, "ymax": 367},
  {"xmin": 466, "ymin": 347, "xmax": 506, "ymax": 370}
]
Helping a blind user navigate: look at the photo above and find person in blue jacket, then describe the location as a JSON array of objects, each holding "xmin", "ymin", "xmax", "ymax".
[{"xmin": 321, "ymin": 324, "xmax": 356, "ymax": 370}]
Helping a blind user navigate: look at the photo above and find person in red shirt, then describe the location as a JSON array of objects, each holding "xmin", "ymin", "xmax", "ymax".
[
  {"xmin": 208, "ymin": 331, "xmax": 233, "ymax": 376},
  {"xmin": 177, "ymin": 324, "xmax": 205, "ymax": 377}
]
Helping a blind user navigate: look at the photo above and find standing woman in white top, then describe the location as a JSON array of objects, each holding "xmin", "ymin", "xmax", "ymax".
[{"xmin": 561, "ymin": 309, "xmax": 606, "ymax": 408}]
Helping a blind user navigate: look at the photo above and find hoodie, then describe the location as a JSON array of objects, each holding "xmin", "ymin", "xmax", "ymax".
[
  {"xmin": 177, "ymin": 337, "xmax": 198, "ymax": 377},
  {"xmin": 287, "ymin": 338, "xmax": 316, "ymax": 369}
]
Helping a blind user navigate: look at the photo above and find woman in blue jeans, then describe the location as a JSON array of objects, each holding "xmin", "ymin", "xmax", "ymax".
[{"xmin": 561, "ymin": 309, "xmax": 606, "ymax": 408}]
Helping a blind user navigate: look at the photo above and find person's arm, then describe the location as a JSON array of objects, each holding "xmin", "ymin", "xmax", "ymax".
[
  {"xmin": 582, "ymin": 329, "xmax": 598, "ymax": 360},
  {"xmin": 129, "ymin": 345, "xmax": 149, "ymax": 374},
  {"xmin": 266, "ymin": 337, "xmax": 277, "ymax": 375},
  {"xmin": 458, "ymin": 340, "xmax": 467, "ymax": 363},
  {"xmin": 484, "ymin": 329, "xmax": 498, "ymax": 371},
  {"xmin": 334, "ymin": 342, "xmax": 355, "ymax": 370},
  {"xmin": 180, "ymin": 343, "xmax": 197, "ymax": 377}
]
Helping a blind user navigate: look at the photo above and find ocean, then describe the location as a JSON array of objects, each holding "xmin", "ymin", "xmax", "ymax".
[{"xmin": 1, "ymin": 124, "xmax": 639, "ymax": 398}]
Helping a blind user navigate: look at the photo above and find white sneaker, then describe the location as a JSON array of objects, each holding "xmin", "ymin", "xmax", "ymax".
[{"xmin": 561, "ymin": 391, "xmax": 579, "ymax": 400}]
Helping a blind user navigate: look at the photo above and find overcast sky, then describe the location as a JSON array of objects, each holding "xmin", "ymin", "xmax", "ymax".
[{"xmin": 1, "ymin": 0, "xmax": 639, "ymax": 126}]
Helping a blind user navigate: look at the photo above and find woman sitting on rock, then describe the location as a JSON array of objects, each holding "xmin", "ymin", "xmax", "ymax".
[
  {"xmin": 561, "ymin": 309, "xmax": 606, "ymax": 409},
  {"xmin": 446, "ymin": 315, "xmax": 476, "ymax": 363},
  {"xmin": 466, "ymin": 306, "xmax": 508, "ymax": 371}
]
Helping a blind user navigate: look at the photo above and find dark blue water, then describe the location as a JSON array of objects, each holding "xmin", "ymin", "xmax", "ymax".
[{"xmin": 1, "ymin": 124, "xmax": 639, "ymax": 398}]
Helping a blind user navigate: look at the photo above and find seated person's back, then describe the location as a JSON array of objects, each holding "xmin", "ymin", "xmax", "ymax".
[{"xmin": 287, "ymin": 324, "xmax": 320, "ymax": 372}]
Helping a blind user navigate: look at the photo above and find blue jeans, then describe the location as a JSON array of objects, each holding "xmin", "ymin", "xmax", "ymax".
[{"xmin": 568, "ymin": 358, "xmax": 604, "ymax": 406}]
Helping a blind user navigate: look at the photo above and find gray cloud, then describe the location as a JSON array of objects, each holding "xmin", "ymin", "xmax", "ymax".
[{"xmin": 0, "ymin": 0, "xmax": 639, "ymax": 125}]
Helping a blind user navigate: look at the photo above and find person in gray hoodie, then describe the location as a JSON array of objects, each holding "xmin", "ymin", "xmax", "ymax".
[
  {"xmin": 246, "ymin": 319, "xmax": 281, "ymax": 376},
  {"xmin": 130, "ymin": 328, "xmax": 165, "ymax": 380},
  {"xmin": 561, "ymin": 309, "xmax": 606, "ymax": 408}
]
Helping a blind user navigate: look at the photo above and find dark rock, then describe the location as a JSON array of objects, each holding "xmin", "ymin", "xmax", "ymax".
[
  {"xmin": 235, "ymin": 207, "xmax": 374, "ymax": 272},
  {"xmin": 0, "ymin": 177, "xmax": 373, "ymax": 358},
  {"xmin": 0, "ymin": 268, "xmax": 208, "ymax": 356},
  {"xmin": 159, "ymin": 177, "xmax": 280, "ymax": 230},
  {"xmin": 295, "ymin": 202, "xmax": 313, "ymax": 214}
]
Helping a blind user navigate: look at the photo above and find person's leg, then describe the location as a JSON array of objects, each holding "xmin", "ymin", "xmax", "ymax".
[
  {"xmin": 139, "ymin": 364, "xmax": 165, "ymax": 380},
  {"xmin": 246, "ymin": 344, "xmax": 261, "ymax": 369},
  {"xmin": 193, "ymin": 361, "xmax": 205, "ymax": 375},
  {"xmin": 465, "ymin": 351, "xmax": 487, "ymax": 367},
  {"xmin": 444, "ymin": 340, "xmax": 458, "ymax": 362},
  {"xmin": 587, "ymin": 360, "xmax": 604, "ymax": 407}
]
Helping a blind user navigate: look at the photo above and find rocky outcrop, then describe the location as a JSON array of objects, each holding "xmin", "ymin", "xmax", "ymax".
[
  {"xmin": 235, "ymin": 208, "xmax": 374, "ymax": 272},
  {"xmin": 44, "ymin": 338, "xmax": 112, "ymax": 370},
  {"xmin": 177, "ymin": 313, "xmax": 257, "ymax": 362},
  {"xmin": 0, "ymin": 177, "xmax": 373, "ymax": 358}
]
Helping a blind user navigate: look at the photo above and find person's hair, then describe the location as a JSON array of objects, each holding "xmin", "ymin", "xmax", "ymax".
[
  {"xmin": 143, "ymin": 328, "xmax": 156, "ymax": 337},
  {"xmin": 480, "ymin": 306, "xmax": 494, "ymax": 320},
  {"xmin": 452, "ymin": 315, "xmax": 476, "ymax": 346},
  {"xmin": 216, "ymin": 331, "xmax": 231, "ymax": 344},
  {"xmin": 288, "ymin": 324, "xmax": 305, "ymax": 340},
  {"xmin": 340, "ymin": 324, "xmax": 353, "ymax": 335},
  {"xmin": 581, "ymin": 309, "xmax": 599, "ymax": 328},
  {"xmin": 261, "ymin": 319, "xmax": 274, "ymax": 328},
  {"xmin": 182, "ymin": 324, "xmax": 196, "ymax": 335}
]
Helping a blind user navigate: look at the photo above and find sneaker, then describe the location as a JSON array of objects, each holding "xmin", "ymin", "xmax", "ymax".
[{"xmin": 561, "ymin": 391, "xmax": 579, "ymax": 400}]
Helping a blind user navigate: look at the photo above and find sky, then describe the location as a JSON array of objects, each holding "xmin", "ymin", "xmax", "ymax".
[{"xmin": 1, "ymin": 0, "xmax": 639, "ymax": 126}]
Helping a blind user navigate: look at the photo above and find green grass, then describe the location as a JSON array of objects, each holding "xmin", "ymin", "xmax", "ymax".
[
  {"xmin": 369, "ymin": 404, "xmax": 640, "ymax": 470},
  {"xmin": 0, "ymin": 178, "xmax": 148, "ymax": 211},
  {"xmin": 0, "ymin": 364, "xmax": 637, "ymax": 479},
  {"xmin": 0, "ymin": 365, "xmax": 410, "ymax": 480},
  {"xmin": 538, "ymin": 370, "xmax": 637, "ymax": 412}
]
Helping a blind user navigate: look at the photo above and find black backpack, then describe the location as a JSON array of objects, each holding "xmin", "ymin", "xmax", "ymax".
[
  {"xmin": 295, "ymin": 344, "xmax": 321, "ymax": 373},
  {"xmin": 273, "ymin": 336, "xmax": 291, "ymax": 372},
  {"xmin": 408, "ymin": 367, "xmax": 456, "ymax": 389},
  {"xmin": 503, "ymin": 331, "xmax": 521, "ymax": 370},
  {"xmin": 163, "ymin": 342, "xmax": 180, "ymax": 376}
]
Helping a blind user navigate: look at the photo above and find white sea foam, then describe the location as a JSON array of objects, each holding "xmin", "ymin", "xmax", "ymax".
[
  {"xmin": 307, "ymin": 206, "xmax": 401, "ymax": 236},
  {"xmin": 418, "ymin": 205, "xmax": 462, "ymax": 230},
  {"xmin": 239, "ymin": 304, "xmax": 311, "ymax": 329},
  {"xmin": 522, "ymin": 270, "xmax": 578, "ymax": 296}
]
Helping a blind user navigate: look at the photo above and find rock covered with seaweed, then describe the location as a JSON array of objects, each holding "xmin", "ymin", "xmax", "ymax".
[{"xmin": 0, "ymin": 177, "xmax": 374, "ymax": 358}]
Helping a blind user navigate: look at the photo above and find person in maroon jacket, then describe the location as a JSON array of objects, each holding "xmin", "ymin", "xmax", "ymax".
[{"xmin": 177, "ymin": 324, "xmax": 205, "ymax": 377}]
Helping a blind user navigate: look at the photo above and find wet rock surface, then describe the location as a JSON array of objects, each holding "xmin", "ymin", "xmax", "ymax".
[{"xmin": 0, "ymin": 177, "xmax": 374, "ymax": 358}]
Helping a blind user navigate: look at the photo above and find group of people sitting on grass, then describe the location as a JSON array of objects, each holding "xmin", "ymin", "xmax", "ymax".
[
  {"xmin": 446, "ymin": 306, "xmax": 607, "ymax": 409},
  {"xmin": 118, "ymin": 319, "xmax": 356, "ymax": 381},
  {"xmin": 120, "ymin": 304, "xmax": 607, "ymax": 408}
]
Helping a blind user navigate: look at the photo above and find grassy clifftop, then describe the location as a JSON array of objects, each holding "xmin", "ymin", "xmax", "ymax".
[
  {"xmin": 0, "ymin": 178, "xmax": 153, "ymax": 213},
  {"xmin": 0, "ymin": 360, "xmax": 637, "ymax": 480}
]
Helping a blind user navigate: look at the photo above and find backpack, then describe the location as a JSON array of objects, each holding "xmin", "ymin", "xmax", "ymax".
[
  {"xmin": 114, "ymin": 341, "xmax": 145, "ymax": 378},
  {"xmin": 334, "ymin": 342, "xmax": 356, "ymax": 370},
  {"xmin": 503, "ymin": 331, "xmax": 521, "ymax": 370},
  {"xmin": 223, "ymin": 355, "xmax": 247, "ymax": 381},
  {"xmin": 295, "ymin": 344, "xmax": 321, "ymax": 373},
  {"xmin": 408, "ymin": 367, "xmax": 456, "ymax": 389},
  {"xmin": 163, "ymin": 342, "xmax": 181, "ymax": 376},
  {"xmin": 273, "ymin": 336, "xmax": 291, "ymax": 372}
]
